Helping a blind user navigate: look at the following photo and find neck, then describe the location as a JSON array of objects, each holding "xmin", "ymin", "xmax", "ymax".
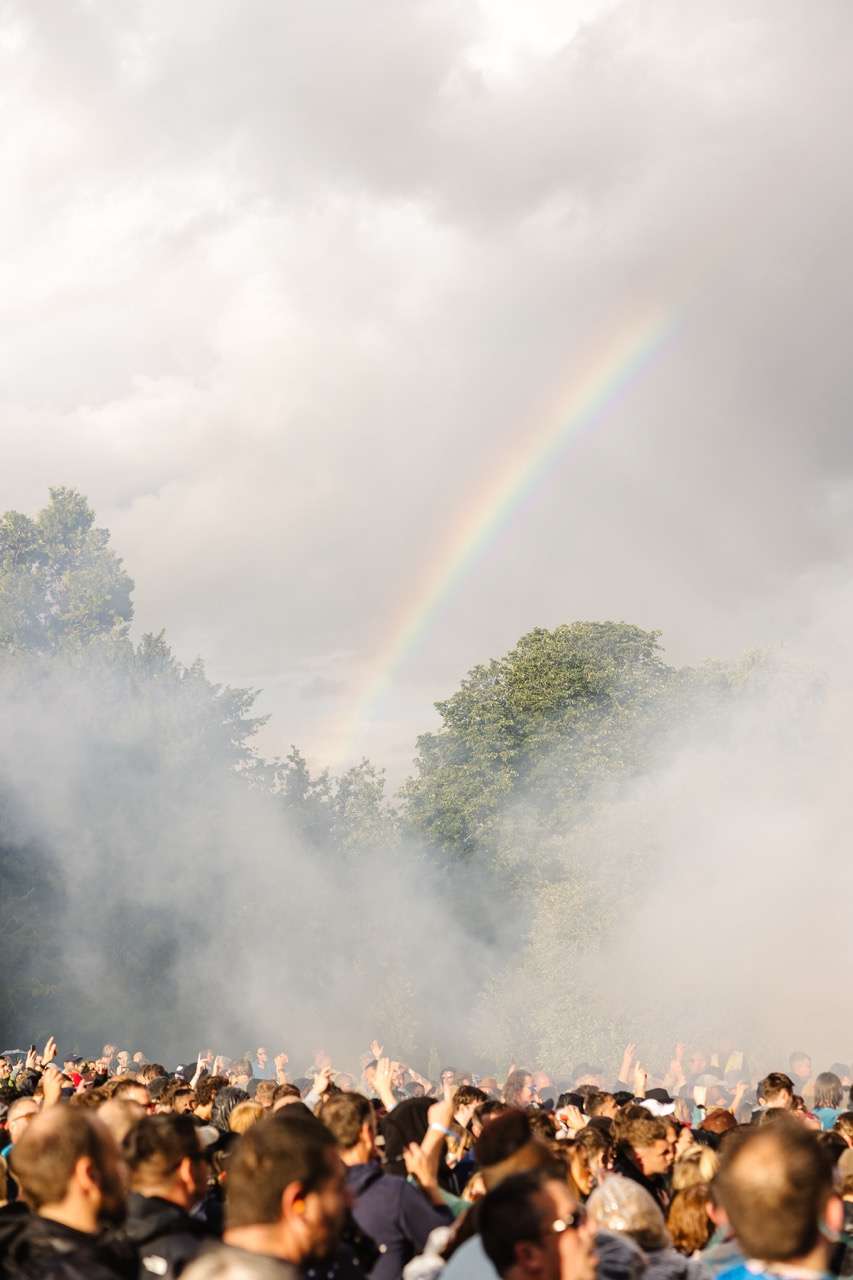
[
  {"xmin": 133, "ymin": 1183, "xmax": 189, "ymax": 1210},
  {"xmin": 341, "ymin": 1142, "xmax": 375, "ymax": 1166},
  {"xmin": 754, "ymin": 1243, "xmax": 829, "ymax": 1277},
  {"xmin": 38, "ymin": 1201, "xmax": 98, "ymax": 1235},
  {"xmin": 225, "ymin": 1223, "xmax": 299, "ymax": 1263}
]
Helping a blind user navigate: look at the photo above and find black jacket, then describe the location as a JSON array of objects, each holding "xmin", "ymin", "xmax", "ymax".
[
  {"xmin": 117, "ymin": 1193, "xmax": 212, "ymax": 1279},
  {"xmin": 611, "ymin": 1144, "xmax": 671, "ymax": 1214},
  {"xmin": 0, "ymin": 1211, "xmax": 136, "ymax": 1280}
]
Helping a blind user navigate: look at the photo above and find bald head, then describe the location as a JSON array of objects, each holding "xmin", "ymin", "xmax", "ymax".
[
  {"xmin": 716, "ymin": 1117, "xmax": 834, "ymax": 1262},
  {"xmin": 10, "ymin": 1105, "xmax": 125, "ymax": 1224}
]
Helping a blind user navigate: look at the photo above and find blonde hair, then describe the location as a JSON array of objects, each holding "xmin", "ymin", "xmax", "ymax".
[
  {"xmin": 672, "ymin": 1144, "xmax": 719, "ymax": 1190},
  {"xmin": 229, "ymin": 1101, "xmax": 264, "ymax": 1134}
]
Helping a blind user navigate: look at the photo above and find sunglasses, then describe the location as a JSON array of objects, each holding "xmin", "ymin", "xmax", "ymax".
[{"xmin": 544, "ymin": 1206, "xmax": 587, "ymax": 1236}]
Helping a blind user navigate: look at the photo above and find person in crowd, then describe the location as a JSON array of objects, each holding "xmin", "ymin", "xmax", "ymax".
[
  {"xmin": 714, "ymin": 1113, "xmax": 841, "ymax": 1280},
  {"xmin": 479, "ymin": 1170, "xmax": 597, "ymax": 1280},
  {"xmin": 587, "ymin": 1175, "xmax": 708, "ymax": 1280},
  {"xmin": 667, "ymin": 1185, "xmax": 713, "ymax": 1256},
  {"xmin": 320, "ymin": 1090, "xmax": 453, "ymax": 1280},
  {"xmin": 119, "ymin": 1112, "xmax": 213, "ymax": 1279},
  {"xmin": 611, "ymin": 1115, "xmax": 674, "ymax": 1212},
  {"xmin": 812, "ymin": 1072, "xmax": 844, "ymax": 1131},
  {"xmin": 209, "ymin": 1113, "xmax": 346, "ymax": 1274},
  {"xmin": 229, "ymin": 1103, "xmax": 264, "ymax": 1135},
  {"xmin": 2, "ymin": 1106, "xmax": 131, "ymax": 1278},
  {"xmin": 754, "ymin": 1073, "xmax": 794, "ymax": 1115}
]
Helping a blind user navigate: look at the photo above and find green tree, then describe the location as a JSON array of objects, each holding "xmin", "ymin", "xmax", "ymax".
[
  {"xmin": 402, "ymin": 622, "xmax": 677, "ymax": 859},
  {"xmin": 0, "ymin": 487, "xmax": 134, "ymax": 654}
]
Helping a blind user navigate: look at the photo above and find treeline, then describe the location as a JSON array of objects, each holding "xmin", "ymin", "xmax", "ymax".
[{"xmin": 0, "ymin": 489, "xmax": 761, "ymax": 1064}]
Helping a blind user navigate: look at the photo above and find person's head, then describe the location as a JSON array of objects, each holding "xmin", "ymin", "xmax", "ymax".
[
  {"xmin": 671, "ymin": 1144, "xmax": 718, "ymax": 1191},
  {"xmin": 160, "ymin": 1080, "xmax": 195, "ymax": 1114},
  {"xmin": 112, "ymin": 1079, "xmax": 151, "ymax": 1109},
  {"xmin": 701, "ymin": 1108, "xmax": 737, "ymax": 1137},
  {"xmin": 476, "ymin": 1109, "xmax": 555, "ymax": 1191},
  {"xmin": 10, "ymin": 1106, "xmax": 125, "ymax": 1231},
  {"xmin": 225, "ymin": 1114, "xmax": 347, "ymax": 1263},
  {"xmin": 621, "ymin": 1116, "xmax": 674, "ymax": 1177},
  {"xmin": 98, "ymin": 1097, "xmax": 146, "ymax": 1145},
  {"xmin": 183, "ymin": 1252, "xmax": 293, "ymax": 1280},
  {"xmin": 814, "ymin": 1072, "xmax": 843, "ymax": 1110},
  {"xmin": 789, "ymin": 1052, "xmax": 812, "ymax": 1084},
  {"xmin": 319, "ymin": 1091, "xmax": 376, "ymax": 1163},
  {"xmin": 565, "ymin": 1127, "xmax": 612, "ymax": 1197},
  {"xmin": 6, "ymin": 1096, "xmax": 40, "ymax": 1145},
  {"xmin": 272, "ymin": 1083, "xmax": 303, "ymax": 1112},
  {"xmin": 255, "ymin": 1048, "xmax": 269, "ymax": 1068},
  {"xmin": 124, "ymin": 1112, "xmax": 208, "ymax": 1210},
  {"xmin": 667, "ymin": 1185, "xmax": 712, "ymax": 1255},
  {"xmin": 839, "ymin": 1148, "xmax": 853, "ymax": 1199},
  {"xmin": 454, "ymin": 1085, "xmax": 488, "ymax": 1128},
  {"xmin": 758, "ymin": 1072, "xmax": 795, "ymax": 1110},
  {"xmin": 587, "ymin": 1175, "xmax": 668, "ymax": 1252},
  {"xmin": 687, "ymin": 1050, "xmax": 707, "ymax": 1078},
  {"xmin": 716, "ymin": 1114, "xmax": 841, "ymax": 1263},
  {"xmin": 213, "ymin": 1086, "xmax": 250, "ymax": 1132},
  {"xmin": 834, "ymin": 1112, "xmax": 853, "ymax": 1148},
  {"xmin": 255, "ymin": 1081, "xmax": 277, "ymax": 1110},
  {"xmin": 584, "ymin": 1092, "xmax": 617, "ymax": 1120},
  {"xmin": 194, "ymin": 1074, "xmax": 228, "ymax": 1119},
  {"xmin": 480, "ymin": 1170, "xmax": 595, "ymax": 1280},
  {"xmin": 440, "ymin": 1068, "xmax": 457, "ymax": 1090},
  {"xmin": 230, "ymin": 1101, "xmax": 265, "ymax": 1134},
  {"xmin": 505, "ymin": 1070, "xmax": 537, "ymax": 1108},
  {"xmin": 229, "ymin": 1060, "xmax": 253, "ymax": 1089},
  {"xmin": 138, "ymin": 1062, "xmax": 167, "ymax": 1085}
]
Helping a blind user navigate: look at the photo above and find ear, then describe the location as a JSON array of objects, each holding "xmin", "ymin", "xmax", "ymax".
[
  {"xmin": 515, "ymin": 1241, "xmax": 546, "ymax": 1276},
  {"xmin": 75, "ymin": 1155, "xmax": 100, "ymax": 1197},
  {"xmin": 281, "ymin": 1181, "xmax": 307, "ymax": 1220},
  {"xmin": 825, "ymin": 1193, "xmax": 844, "ymax": 1237}
]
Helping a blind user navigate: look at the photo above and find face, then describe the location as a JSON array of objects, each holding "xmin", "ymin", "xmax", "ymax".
[
  {"xmin": 791, "ymin": 1056, "xmax": 811, "ymax": 1082},
  {"xmin": 173, "ymin": 1091, "xmax": 194, "ymax": 1114},
  {"xmin": 256, "ymin": 1048, "xmax": 268, "ymax": 1065},
  {"xmin": 517, "ymin": 1076, "xmax": 536, "ymax": 1106},
  {"xmin": 688, "ymin": 1052, "xmax": 707, "ymax": 1076},
  {"xmin": 0, "ymin": 1059, "xmax": 10, "ymax": 1080},
  {"xmin": 441, "ymin": 1070, "xmax": 456, "ymax": 1088},
  {"xmin": 9, "ymin": 1101, "xmax": 39, "ymax": 1143},
  {"xmin": 536, "ymin": 1180, "xmax": 596, "ymax": 1280},
  {"xmin": 636, "ymin": 1138, "xmax": 674, "ymax": 1177}
]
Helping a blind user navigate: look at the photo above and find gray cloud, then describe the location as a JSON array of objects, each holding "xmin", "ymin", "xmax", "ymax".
[{"xmin": 2, "ymin": 0, "xmax": 853, "ymax": 777}]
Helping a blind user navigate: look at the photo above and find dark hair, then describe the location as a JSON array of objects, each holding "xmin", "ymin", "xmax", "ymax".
[
  {"xmin": 814, "ymin": 1072, "xmax": 843, "ymax": 1110},
  {"xmin": 504, "ymin": 1071, "xmax": 533, "ymax": 1107},
  {"xmin": 225, "ymin": 1114, "xmax": 336, "ymax": 1229},
  {"xmin": 195, "ymin": 1074, "xmax": 228, "ymax": 1108},
  {"xmin": 454, "ymin": 1085, "xmax": 488, "ymax": 1110},
  {"xmin": 10, "ymin": 1109, "xmax": 115, "ymax": 1209},
  {"xmin": 585, "ymin": 1091, "xmax": 614, "ymax": 1118},
  {"xmin": 138, "ymin": 1063, "xmax": 167, "ymax": 1084},
  {"xmin": 212, "ymin": 1086, "xmax": 250, "ymax": 1132},
  {"xmin": 123, "ymin": 1113, "xmax": 202, "ymax": 1188},
  {"xmin": 701, "ymin": 1108, "xmax": 738, "ymax": 1135},
  {"xmin": 716, "ymin": 1115, "xmax": 831, "ymax": 1261},
  {"xmin": 319, "ymin": 1092, "xmax": 374, "ymax": 1150},
  {"xmin": 476, "ymin": 1110, "xmax": 533, "ymax": 1169},
  {"xmin": 273, "ymin": 1083, "xmax": 302, "ymax": 1103},
  {"xmin": 480, "ymin": 1171, "xmax": 557, "ymax": 1277},
  {"xmin": 816, "ymin": 1130, "xmax": 847, "ymax": 1167},
  {"xmin": 758, "ymin": 1072, "xmax": 794, "ymax": 1103}
]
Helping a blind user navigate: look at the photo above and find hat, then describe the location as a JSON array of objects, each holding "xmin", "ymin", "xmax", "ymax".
[{"xmin": 642, "ymin": 1088, "xmax": 675, "ymax": 1117}]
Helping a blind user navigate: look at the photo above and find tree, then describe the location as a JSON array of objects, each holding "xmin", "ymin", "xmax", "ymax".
[
  {"xmin": 0, "ymin": 487, "xmax": 134, "ymax": 654},
  {"xmin": 401, "ymin": 622, "xmax": 678, "ymax": 860}
]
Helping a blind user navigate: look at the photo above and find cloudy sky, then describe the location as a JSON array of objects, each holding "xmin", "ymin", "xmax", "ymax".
[{"xmin": 3, "ymin": 0, "xmax": 852, "ymax": 779}]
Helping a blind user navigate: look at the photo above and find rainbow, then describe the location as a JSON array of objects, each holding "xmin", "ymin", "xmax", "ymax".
[{"xmin": 332, "ymin": 304, "xmax": 674, "ymax": 762}]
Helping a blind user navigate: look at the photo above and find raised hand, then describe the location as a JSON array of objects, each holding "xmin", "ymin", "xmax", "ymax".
[
  {"xmin": 633, "ymin": 1062, "xmax": 648, "ymax": 1098},
  {"xmin": 404, "ymin": 1141, "xmax": 438, "ymax": 1189},
  {"xmin": 619, "ymin": 1042, "xmax": 637, "ymax": 1081},
  {"xmin": 369, "ymin": 1040, "xmax": 384, "ymax": 1060},
  {"xmin": 213, "ymin": 1055, "xmax": 226, "ymax": 1076},
  {"xmin": 42, "ymin": 1064, "xmax": 64, "ymax": 1107},
  {"xmin": 312, "ymin": 1065, "xmax": 334, "ymax": 1097},
  {"xmin": 41, "ymin": 1035, "xmax": 58, "ymax": 1066}
]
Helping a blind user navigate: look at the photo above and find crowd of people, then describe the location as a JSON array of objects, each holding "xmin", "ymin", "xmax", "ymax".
[{"xmin": 1, "ymin": 1037, "xmax": 852, "ymax": 1280}]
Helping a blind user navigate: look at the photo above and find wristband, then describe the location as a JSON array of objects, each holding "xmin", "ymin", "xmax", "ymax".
[{"xmin": 429, "ymin": 1123, "xmax": 454, "ymax": 1137}]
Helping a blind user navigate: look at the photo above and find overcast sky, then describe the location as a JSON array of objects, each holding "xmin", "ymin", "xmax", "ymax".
[{"xmin": 3, "ymin": 0, "xmax": 852, "ymax": 780}]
